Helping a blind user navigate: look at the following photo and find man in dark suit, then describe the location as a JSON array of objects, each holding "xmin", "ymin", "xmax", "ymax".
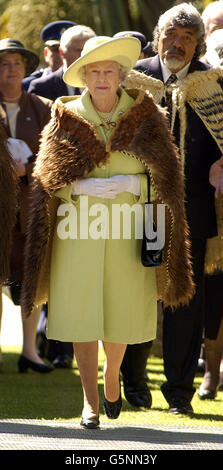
[
  {"xmin": 23, "ymin": 20, "xmax": 76, "ymax": 91},
  {"xmin": 121, "ymin": 2, "xmax": 223, "ymax": 414},
  {"xmin": 28, "ymin": 24, "xmax": 95, "ymax": 100},
  {"xmin": 28, "ymin": 64, "xmax": 79, "ymax": 100}
]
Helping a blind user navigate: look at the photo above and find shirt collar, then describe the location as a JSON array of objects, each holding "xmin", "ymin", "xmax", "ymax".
[{"xmin": 160, "ymin": 59, "xmax": 191, "ymax": 83}]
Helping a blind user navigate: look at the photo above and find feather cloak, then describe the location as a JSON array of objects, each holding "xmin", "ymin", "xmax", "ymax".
[{"xmin": 0, "ymin": 126, "xmax": 17, "ymax": 283}]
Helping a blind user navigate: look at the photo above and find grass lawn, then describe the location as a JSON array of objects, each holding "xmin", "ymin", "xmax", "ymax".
[{"xmin": 0, "ymin": 345, "xmax": 222, "ymax": 427}]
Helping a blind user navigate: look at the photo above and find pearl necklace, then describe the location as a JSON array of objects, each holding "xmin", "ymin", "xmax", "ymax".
[{"xmin": 95, "ymin": 96, "xmax": 119, "ymax": 129}]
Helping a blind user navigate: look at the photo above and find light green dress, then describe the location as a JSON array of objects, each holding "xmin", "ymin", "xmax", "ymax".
[{"xmin": 47, "ymin": 88, "xmax": 157, "ymax": 344}]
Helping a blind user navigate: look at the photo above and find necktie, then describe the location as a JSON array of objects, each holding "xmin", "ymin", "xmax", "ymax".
[
  {"xmin": 165, "ymin": 74, "xmax": 177, "ymax": 121},
  {"xmin": 165, "ymin": 73, "xmax": 177, "ymax": 87}
]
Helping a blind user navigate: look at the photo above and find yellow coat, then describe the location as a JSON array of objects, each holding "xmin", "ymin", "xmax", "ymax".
[{"xmin": 47, "ymin": 89, "xmax": 157, "ymax": 344}]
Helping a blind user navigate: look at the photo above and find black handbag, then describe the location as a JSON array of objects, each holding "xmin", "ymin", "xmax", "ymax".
[{"xmin": 141, "ymin": 175, "xmax": 163, "ymax": 267}]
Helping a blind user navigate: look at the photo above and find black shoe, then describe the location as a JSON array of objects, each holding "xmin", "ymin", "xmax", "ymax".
[
  {"xmin": 52, "ymin": 354, "xmax": 73, "ymax": 369},
  {"xmin": 198, "ymin": 387, "xmax": 216, "ymax": 400},
  {"xmin": 123, "ymin": 381, "xmax": 152, "ymax": 409},
  {"xmin": 80, "ymin": 415, "xmax": 100, "ymax": 429},
  {"xmin": 168, "ymin": 398, "xmax": 193, "ymax": 415},
  {"xmin": 18, "ymin": 355, "xmax": 54, "ymax": 373},
  {"xmin": 104, "ymin": 394, "xmax": 122, "ymax": 419}
]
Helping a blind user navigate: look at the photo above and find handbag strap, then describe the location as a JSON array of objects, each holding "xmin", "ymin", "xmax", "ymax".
[{"xmin": 147, "ymin": 173, "xmax": 150, "ymax": 205}]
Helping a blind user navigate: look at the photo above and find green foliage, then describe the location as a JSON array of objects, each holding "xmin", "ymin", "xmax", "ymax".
[
  {"xmin": 0, "ymin": 0, "xmax": 178, "ymax": 62},
  {"xmin": 0, "ymin": 0, "xmax": 9, "ymax": 14},
  {"xmin": 0, "ymin": 1, "xmax": 217, "ymax": 65},
  {"xmin": 90, "ymin": 0, "xmax": 176, "ymax": 38},
  {"xmin": 192, "ymin": 0, "xmax": 206, "ymax": 13},
  {"xmin": 3, "ymin": 0, "xmax": 94, "ymax": 64}
]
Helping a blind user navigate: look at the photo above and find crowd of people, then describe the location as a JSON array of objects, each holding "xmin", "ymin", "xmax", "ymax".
[{"xmin": 0, "ymin": 1, "xmax": 223, "ymax": 429}]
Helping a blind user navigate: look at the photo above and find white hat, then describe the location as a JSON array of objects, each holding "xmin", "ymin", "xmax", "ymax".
[{"xmin": 63, "ymin": 35, "xmax": 141, "ymax": 87}]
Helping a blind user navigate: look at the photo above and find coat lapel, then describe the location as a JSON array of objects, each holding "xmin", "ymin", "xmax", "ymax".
[
  {"xmin": 188, "ymin": 58, "xmax": 212, "ymax": 74},
  {"xmin": 147, "ymin": 55, "xmax": 164, "ymax": 81},
  {"xmin": 54, "ymin": 67, "xmax": 69, "ymax": 96},
  {"xmin": 135, "ymin": 54, "xmax": 164, "ymax": 81}
]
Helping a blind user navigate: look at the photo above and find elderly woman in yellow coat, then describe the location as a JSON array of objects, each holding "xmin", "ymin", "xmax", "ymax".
[{"xmin": 21, "ymin": 36, "xmax": 194, "ymax": 428}]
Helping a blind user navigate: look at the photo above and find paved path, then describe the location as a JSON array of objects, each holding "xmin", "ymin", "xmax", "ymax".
[{"xmin": 0, "ymin": 419, "xmax": 222, "ymax": 450}]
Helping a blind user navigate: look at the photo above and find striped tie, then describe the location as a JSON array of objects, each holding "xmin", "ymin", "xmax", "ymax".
[
  {"xmin": 165, "ymin": 74, "xmax": 177, "ymax": 119},
  {"xmin": 165, "ymin": 73, "xmax": 177, "ymax": 87}
]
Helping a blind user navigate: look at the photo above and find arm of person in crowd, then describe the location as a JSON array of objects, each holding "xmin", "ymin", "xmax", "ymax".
[
  {"xmin": 28, "ymin": 79, "xmax": 41, "ymax": 95},
  {"xmin": 209, "ymin": 156, "xmax": 223, "ymax": 197},
  {"xmin": 6, "ymin": 138, "xmax": 30, "ymax": 178},
  {"xmin": 15, "ymin": 159, "xmax": 26, "ymax": 177}
]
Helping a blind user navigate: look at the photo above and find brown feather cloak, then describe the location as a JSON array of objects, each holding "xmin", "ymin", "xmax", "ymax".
[{"xmin": 0, "ymin": 126, "xmax": 17, "ymax": 283}]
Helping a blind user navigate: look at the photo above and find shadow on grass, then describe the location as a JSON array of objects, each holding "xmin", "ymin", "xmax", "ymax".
[{"xmin": 150, "ymin": 406, "xmax": 223, "ymax": 422}]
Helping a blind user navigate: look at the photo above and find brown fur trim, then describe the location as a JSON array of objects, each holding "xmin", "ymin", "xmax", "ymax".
[
  {"xmin": 0, "ymin": 126, "xmax": 17, "ymax": 283},
  {"xmin": 107, "ymin": 89, "xmax": 158, "ymax": 151},
  {"xmin": 34, "ymin": 102, "xmax": 110, "ymax": 194},
  {"xmin": 21, "ymin": 181, "xmax": 50, "ymax": 314}
]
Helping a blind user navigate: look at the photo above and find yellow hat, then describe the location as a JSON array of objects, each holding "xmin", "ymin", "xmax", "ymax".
[{"xmin": 63, "ymin": 35, "xmax": 141, "ymax": 87}]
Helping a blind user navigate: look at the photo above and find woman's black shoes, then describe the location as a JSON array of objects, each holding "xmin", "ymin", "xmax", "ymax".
[
  {"xmin": 18, "ymin": 355, "xmax": 54, "ymax": 373},
  {"xmin": 198, "ymin": 386, "xmax": 216, "ymax": 400},
  {"xmin": 104, "ymin": 393, "xmax": 122, "ymax": 419},
  {"xmin": 80, "ymin": 415, "xmax": 100, "ymax": 429}
]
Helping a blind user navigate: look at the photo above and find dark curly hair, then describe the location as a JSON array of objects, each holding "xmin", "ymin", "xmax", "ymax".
[{"xmin": 152, "ymin": 3, "xmax": 206, "ymax": 59}]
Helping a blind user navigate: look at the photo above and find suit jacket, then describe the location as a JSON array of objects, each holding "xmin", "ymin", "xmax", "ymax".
[
  {"xmin": 135, "ymin": 55, "xmax": 220, "ymax": 239},
  {"xmin": 22, "ymin": 69, "xmax": 46, "ymax": 91},
  {"xmin": 28, "ymin": 66, "xmax": 81, "ymax": 101}
]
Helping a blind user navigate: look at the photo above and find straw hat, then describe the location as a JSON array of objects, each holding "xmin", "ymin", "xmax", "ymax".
[{"xmin": 63, "ymin": 35, "xmax": 141, "ymax": 87}]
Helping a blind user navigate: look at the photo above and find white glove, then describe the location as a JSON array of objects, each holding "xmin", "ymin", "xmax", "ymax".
[
  {"xmin": 72, "ymin": 175, "xmax": 141, "ymax": 199},
  {"xmin": 109, "ymin": 175, "xmax": 141, "ymax": 195},
  {"xmin": 6, "ymin": 138, "xmax": 32, "ymax": 164}
]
